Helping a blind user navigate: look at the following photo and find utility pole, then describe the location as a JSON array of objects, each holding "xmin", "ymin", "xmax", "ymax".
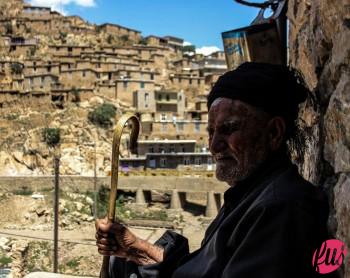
[
  {"xmin": 94, "ymin": 141, "xmax": 97, "ymax": 219},
  {"xmin": 53, "ymin": 153, "xmax": 60, "ymax": 273}
]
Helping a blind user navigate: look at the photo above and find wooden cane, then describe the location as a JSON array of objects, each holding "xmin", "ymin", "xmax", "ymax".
[{"xmin": 99, "ymin": 113, "xmax": 140, "ymax": 278}]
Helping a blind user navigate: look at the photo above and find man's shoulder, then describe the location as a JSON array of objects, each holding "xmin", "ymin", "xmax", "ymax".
[{"xmin": 254, "ymin": 164, "xmax": 327, "ymax": 210}]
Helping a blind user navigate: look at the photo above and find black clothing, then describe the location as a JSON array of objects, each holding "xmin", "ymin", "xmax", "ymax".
[{"xmin": 109, "ymin": 158, "xmax": 336, "ymax": 278}]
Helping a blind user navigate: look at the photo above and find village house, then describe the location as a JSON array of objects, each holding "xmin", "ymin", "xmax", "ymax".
[
  {"xmin": 59, "ymin": 68, "xmax": 97, "ymax": 88},
  {"xmin": 6, "ymin": 36, "xmax": 37, "ymax": 57},
  {"xmin": 98, "ymin": 23, "xmax": 141, "ymax": 43},
  {"xmin": 23, "ymin": 73, "xmax": 59, "ymax": 92},
  {"xmin": 115, "ymin": 78, "xmax": 155, "ymax": 105},
  {"xmin": 144, "ymin": 35, "xmax": 168, "ymax": 47}
]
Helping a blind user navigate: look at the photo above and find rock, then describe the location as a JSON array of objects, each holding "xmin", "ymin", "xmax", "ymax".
[
  {"xmin": 74, "ymin": 201, "xmax": 84, "ymax": 211},
  {"xmin": 89, "ymin": 96, "xmax": 104, "ymax": 106},
  {"xmin": 35, "ymin": 208, "xmax": 47, "ymax": 217},
  {"xmin": 0, "ymin": 237, "xmax": 11, "ymax": 251},
  {"xmin": 85, "ymin": 196, "xmax": 94, "ymax": 205}
]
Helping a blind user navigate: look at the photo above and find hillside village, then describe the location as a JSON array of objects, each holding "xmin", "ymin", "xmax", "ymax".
[{"xmin": 0, "ymin": 0, "xmax": 227, "ymax": 175}]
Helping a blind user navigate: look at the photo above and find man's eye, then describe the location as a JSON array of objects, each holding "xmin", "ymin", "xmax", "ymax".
[{"xmin": 221, "ymin": 124, "xmax": 239, "ymax": 134}]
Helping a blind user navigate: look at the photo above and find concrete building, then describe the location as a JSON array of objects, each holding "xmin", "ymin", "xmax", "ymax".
[{"xmin": 137, "ymin": 139, "xmax": 196, "ymax": 155}]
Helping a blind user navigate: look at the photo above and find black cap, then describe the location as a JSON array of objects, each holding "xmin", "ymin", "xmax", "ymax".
[{"xmin": 207, "ymin": 62, "xmax": 309, "ymax": 137}]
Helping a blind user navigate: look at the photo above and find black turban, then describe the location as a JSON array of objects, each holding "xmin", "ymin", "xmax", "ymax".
[{"xmin": 207, "ymin": 62, "xmax": 309, "ymax": 138}]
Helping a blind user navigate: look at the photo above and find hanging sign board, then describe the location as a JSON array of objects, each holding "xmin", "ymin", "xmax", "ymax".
[
  {"xmin": 222, "ymin": 0, "xmax": 287, "ymax": 70},
  {"xmin": 222, "ymin": 22, "xmax": 283, "ymax": 70}
]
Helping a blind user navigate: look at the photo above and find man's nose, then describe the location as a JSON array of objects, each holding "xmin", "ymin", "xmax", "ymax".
[{"xmin": 209, "ymin": 132, "xmax": 227, "ymax": 154}]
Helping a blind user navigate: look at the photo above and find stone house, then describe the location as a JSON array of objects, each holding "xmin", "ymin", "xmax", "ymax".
[
  {"xmin": 98, "ymin": 23, "xmax": 141, "ymax": 42},
  {"xmin": 169, "ymin": 74, "xmax": 205, "ymax": 93},
  {"xmin": 198, "ymin": 52, "xmax": 227, "ymax": 76},
  {"xmin": 133, "ymin": 90, "xmax": 156, "ymax": 113},
  {"xmin": 23, "ymin": 73, "xmax": 58, "ymax": 92},
  {"xmin": 115, "ymin": 79, "xmax": 155, "ymax": 104},
  {"xmin": 59, "ymin": 68, "xmax": 97, "ymax": 88},
  {"xmin": 145, "ymin": 35, "xmax": 168, "ymax": 47},
  {"xmin": 8, "ymin": 37, "xmax": 37, "ymax": 56},
  {"xmin": 163, "ymin": 36, "xmax": 184, "ymax": 53},
  {"xmin": 24, "ymin": 60, "xmax": 60, "ymax": 76},
  {"xmin": 21, "ymin": 4, "xmax": 52, "ymax": 20}
]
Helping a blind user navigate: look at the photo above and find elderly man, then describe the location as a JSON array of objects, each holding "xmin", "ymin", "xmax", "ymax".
[{"xmin": 96, "ymin": 62, "xmax": 335, "ymax": 278}]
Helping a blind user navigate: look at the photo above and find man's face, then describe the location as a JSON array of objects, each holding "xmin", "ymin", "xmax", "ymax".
[{"xmin": 208, "ymin": 98, "xmax": 271, "ymax": 186}]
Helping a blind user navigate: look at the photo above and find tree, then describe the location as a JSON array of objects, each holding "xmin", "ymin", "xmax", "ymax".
[
  {"xmin": 5, "ymin": 23, "xmax": 13, "ymax": 35},
  {"xmin": 42, "ymin": 128, "xmax": 60, "ymax": 147},
  {"xmin": 182, "ymin": 45, "xmax": 196, "ymax": 53},
  {"xmin": 10, "ymin": 63, "xmax": 23, "ymax": 75},
  {"xmin": 107, "ymin": 34, "xmax": 114, "ymax": 44},
  {"xmin": 71, "ymin": 87, "xmax": 81, "ymax": 103},
  {"xmin": 88, "ymin": 103, "xmax": 116, "ymax": 128}
]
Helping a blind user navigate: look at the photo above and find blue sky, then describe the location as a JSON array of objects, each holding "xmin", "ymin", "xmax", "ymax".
[{"xmin": 29, "ymin": 0, "xmax": 263, "ymax": 52}]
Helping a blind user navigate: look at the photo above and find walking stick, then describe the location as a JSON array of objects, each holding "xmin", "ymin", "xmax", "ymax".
[{"xmin": 99, "ymin": 113, "xmax": 140, "ymax": 278}]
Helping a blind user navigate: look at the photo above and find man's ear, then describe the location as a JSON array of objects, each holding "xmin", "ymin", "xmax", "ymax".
[{"xmin": 267, "ymin": 117, "xmax": 286, "ymax": 151}]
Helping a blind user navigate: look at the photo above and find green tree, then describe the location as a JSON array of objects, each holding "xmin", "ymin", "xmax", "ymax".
[
  {"xmin": 5, "ymin": 23, "xmax": 12, "ymax": 34},
  {"xmin": 10, "ymin": 63, "xmax": 23, "ymax": 75},
  {"xmin": 107, "ymin": 34, "xmax": 114, "ymax": 44},
  {"xmin": 139, "ymin": 37, "xmax": 148, "ymax": 45},
  {"xmin": 71, "ymin": 87, "xmax": 81, "ymax": 103},
  {"xmin": 88, "ymin": 103, "xmax": 116, "ymax": 127},
  {"xmin": 182, "ymin": 45, "xmax": 196, "ymax": 53},
  {"xmin": 42, "ymin": 128, "xmax": 60, "ymax": 147}
]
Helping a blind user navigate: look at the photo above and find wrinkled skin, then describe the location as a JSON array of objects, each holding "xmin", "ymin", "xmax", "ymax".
[
  {"xmin": 208, "ymin": 98, "xmax": 285, "ymax": 186},
  {"xmin": 95, "ymin": 218, "xmax": 163, "ymax": 265}
]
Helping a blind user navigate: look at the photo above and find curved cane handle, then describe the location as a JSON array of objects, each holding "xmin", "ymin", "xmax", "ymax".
[{"xmin": 100, "ymin": 113, "xmax": 140, "ymax": 278}]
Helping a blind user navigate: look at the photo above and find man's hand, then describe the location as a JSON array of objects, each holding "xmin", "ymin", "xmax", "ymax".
[{"xmin": 95, "ymin": 218, "xmax": 164, "ymax": 265}]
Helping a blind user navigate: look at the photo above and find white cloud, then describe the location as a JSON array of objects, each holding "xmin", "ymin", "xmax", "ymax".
[
  {"xmin": 196, "ymin": 46, "xmax": 221, "ymax": 56},
  {"xmin": 183, "ymin": 41, "xmax": 193, "ymax": 46},
  {"xmin": 29, "ymin": 0, "xmax": 96, "ymax": 14}
]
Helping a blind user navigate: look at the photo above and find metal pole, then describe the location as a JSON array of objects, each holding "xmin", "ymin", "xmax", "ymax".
[{"xmin": 53, "ymin": 155, "xmax": 60, "ymax": 273}]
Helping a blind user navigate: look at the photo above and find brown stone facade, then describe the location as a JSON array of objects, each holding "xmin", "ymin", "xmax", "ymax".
[{"xmin": 288, "ymin": 1, "xmax": 350, "ymax": 277}]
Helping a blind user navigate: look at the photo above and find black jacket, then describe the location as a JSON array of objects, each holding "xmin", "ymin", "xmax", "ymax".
[{"xmin": 109, "ymin": 158, "xmax": 339, "ymax": 278}]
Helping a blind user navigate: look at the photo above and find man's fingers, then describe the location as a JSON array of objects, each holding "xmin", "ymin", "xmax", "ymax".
[
  {"xmin": 98, "ymin": 248, "xmax": 128, "ymax": 257},
  {"xmin": 96, "ymin": 237, "xmax": 117, "ymax": 245}
]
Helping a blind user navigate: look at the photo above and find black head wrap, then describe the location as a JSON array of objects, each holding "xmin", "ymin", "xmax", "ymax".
[{"xmin": 207, "ymin": 62, "xmax": 309, "ymax": 138}]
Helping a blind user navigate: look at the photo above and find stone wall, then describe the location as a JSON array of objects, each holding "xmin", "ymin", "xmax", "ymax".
[
  {"xmin": 0, "ymin": 176, "xmax": 227, "ymax": 193},
  {"xmin": 288, "ymin": 1, "xmax": 350, "ymax": 277}
]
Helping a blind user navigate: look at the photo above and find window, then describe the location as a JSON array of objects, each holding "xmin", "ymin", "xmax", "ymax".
[
  {"xmin": 195, "ymin": 157, "xmax": 202, "ymax": 165},
  {"xmin": 158, "ymin": 94, "xmax": 162, "ymax": 101},
  {"xmin": 166, "ymin": 94, "xmax": 170, "ymax": 101},
  {"xmin": 68, "ymin": 47, "xmax": 72, "ymax": 52},
  {"xmin": 144, "ymin": 92, "xmax": 149, "ymax": 108},
  {"xmin": 150, "ymin": 74, "xmax": 154, "ymax": 80},
  {"xmin": 82, "ymin": 71, "xmax": 86, "ymax": 77},
  {"xmin": 148, "ymin": 146, "xmax": 154, "ymax": 153},
  {"xmin": 140, "ymin": 82, "xmax": 145, "ymax": 89},
  {"xmin": 176, "ymin": 123, "xmax": 184, "ymax": 132},
  {"xmin": 183, "ymin": 157, "xmax": 190, "ymax": 165},
  {"xmin": 123, "ymin": 81, "xmax": 128, "ymax": 89},
  {"xmin": 189, "ymin": 78, "xmax": 192, "ymax": 85},
  {"xmin": 160, "ymin": 114, "xmax": 167, "ymax": 121},
  {"xmin": 195, "ymin": 122, "xmax": 200, "ymax": 132},
  {"xmin": 160, "ymin": 158, "xmax": 167, "ymax": 168}
]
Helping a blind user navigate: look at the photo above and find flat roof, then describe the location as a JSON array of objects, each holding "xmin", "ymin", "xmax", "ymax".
[{"xmin": 99, "ymin": 23, "xmax": 141, "ymax": 34}]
